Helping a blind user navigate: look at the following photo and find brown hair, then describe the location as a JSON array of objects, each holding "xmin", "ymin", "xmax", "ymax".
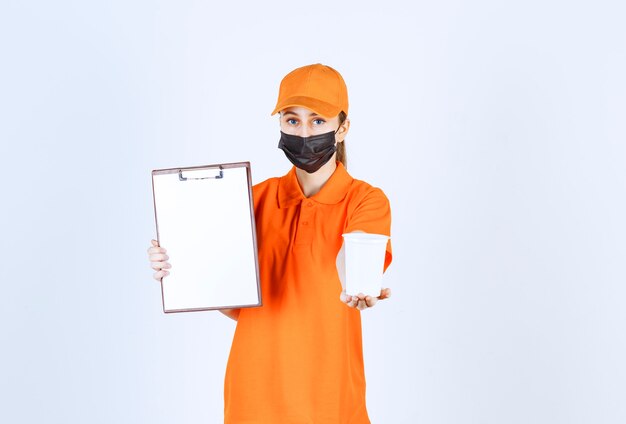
[{"xmin": 337, "ymin": 111, "xmax": 348, "ymax": 168}]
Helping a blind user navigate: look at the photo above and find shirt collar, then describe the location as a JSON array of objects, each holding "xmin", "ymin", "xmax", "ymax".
[{"xmin": 277, "ymin": 161, "xmax": 353, "ymax": 208}]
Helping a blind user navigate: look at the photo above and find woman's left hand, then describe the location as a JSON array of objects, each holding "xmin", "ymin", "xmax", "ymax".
[{"xmin": 339, "ymin": 288, "xmax": 391, "ymax": 310}]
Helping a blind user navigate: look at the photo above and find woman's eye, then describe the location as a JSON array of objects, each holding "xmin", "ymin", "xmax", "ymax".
[
  {"xmin": 313, "ymin": 119, "xmax": 325, "ymax": 125},
  {"xmin": 287, "ymin": 118, "xmax": 298, "ymax": 125}
]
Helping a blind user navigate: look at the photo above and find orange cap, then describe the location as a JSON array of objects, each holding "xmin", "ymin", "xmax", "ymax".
[{"xmin": 271, "ymin": 63, "xmax": 349, "ymax": 118}]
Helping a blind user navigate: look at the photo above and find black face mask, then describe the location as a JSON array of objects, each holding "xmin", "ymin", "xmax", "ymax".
[{"xmin": 277, "ymin": 129, "xmax": 338, "ymax": 174}]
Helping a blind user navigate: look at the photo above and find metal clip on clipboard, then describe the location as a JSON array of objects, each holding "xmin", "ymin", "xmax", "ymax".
[{"xmin": 178, "ymin": 166, "xmax": 224, "ymax": 181}]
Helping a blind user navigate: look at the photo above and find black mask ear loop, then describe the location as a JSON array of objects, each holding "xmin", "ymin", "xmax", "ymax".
[{"xmin": 333, "ymin": 122, "xmax": 342, "ymax": 141}]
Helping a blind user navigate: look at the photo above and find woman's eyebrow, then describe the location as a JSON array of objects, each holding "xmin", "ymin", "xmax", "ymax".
[{"xmin": 282, "ymin": 111, "xmax": 321, "ymax": 118}]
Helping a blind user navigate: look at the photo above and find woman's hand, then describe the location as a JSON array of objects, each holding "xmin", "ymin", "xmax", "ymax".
[
  {"xmin": 339, "ymin": 288, "xmax": 391, "ymax": 311},
  {"xmin": 147, "ymin": 239, "xmax": 171, "ymax": 281}
]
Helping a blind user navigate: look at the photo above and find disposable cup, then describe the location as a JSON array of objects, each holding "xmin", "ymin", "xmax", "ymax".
[{"xmin": 337, "ymin": 233, "xmax": 389, "ymax": 297}]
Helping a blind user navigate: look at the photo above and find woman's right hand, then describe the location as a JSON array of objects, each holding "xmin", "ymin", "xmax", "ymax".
[{"xmin": 147, "ymin": 239, "xmax": 171, "ymax": 281}]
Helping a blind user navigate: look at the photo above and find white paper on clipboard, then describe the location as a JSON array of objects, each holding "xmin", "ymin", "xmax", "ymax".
[{"xmin": 151, "ymin": 162, "xmax": 261, "ymax": 313}]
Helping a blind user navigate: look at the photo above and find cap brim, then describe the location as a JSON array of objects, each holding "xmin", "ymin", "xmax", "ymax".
[{"xmin": 271, "ymin": 96, "xmax": 343, "ymax": 118}]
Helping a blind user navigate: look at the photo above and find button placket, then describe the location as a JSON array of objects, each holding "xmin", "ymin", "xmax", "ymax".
[{"xmin": 295, "ymin": 199, "xmax": 316, "ymax": 245}]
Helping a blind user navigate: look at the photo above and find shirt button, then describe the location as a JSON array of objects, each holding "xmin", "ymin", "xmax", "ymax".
[
  {"xmin": 307, "ymin": 201, "xmax": 313, "ymax": 207},
  {"xmin": 302, "ymin": 221, "xmax": 308, "ymax": 225}
]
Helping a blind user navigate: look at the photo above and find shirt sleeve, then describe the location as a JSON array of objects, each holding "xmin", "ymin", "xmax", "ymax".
[{"xmin": 344, "ymin": 187, "xmax": 393, "ymax": 272}]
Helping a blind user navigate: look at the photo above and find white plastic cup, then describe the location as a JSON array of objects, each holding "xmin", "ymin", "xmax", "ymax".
[{"xmin": 338, "ymin": 233, "xmax": 389, "ymax": 297}]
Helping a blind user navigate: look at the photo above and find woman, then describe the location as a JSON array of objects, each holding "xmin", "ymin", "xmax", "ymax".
[{"xmin": 147, "ymin": 63, "xmax": 393, "ymax": 423}]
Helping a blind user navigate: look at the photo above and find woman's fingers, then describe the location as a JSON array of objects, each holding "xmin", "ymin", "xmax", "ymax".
[
  {"xmin": 148, "ymin": 240, "xmax": 166, "ymax": 253},
  {"xmin": 348, "ymin": 295, "xmax": 359, "ymax": 308},
  {"xmin": 378, "ymin": 287, "xmax": 391, "ymax": 300},
  {"xmin": 148, "ymin": 240, "xmax": 170, "ymax": 281},
  {"xmin": 147, "ymin": 246, "xmax": 167, "ymax": 254},
  {"xmin": 151, "ymin": 261, "xmax": 171, "ymax": 271},
  {"xmin": 339, "ymin": 290, "xmax": 356, "ymax": 304},
  {"xmin": 153, "ymin": 269, "xmax": 169, "ymax": 280},
  {"xmin": 356, "ymin": 298, "xmax": 368, "ymax": 310},
  {"xmin": 365, "ymin": 295, "xmax": 378, "ymax": 308},
  {"xmin": 341, "ymin": 291, "xmax": 388, "ymax": 309},
  {"xmin": 349, "ymin": 293, "xmax": 362, "ymax": 309},
  {"xmin": 149, "ymin": 252, "xmax": 169, "ymax": 262},
  {"xmin": 339, "ymin": 291, "xmax": 350, "ymax": 303}
]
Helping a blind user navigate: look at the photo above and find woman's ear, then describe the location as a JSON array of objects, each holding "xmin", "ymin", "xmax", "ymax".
[{"xmin": 336, "ymin": 118, "xmax": 350, "ymax": 143}]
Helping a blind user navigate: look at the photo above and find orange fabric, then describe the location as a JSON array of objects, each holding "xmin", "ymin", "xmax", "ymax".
[
  {"xmin": 224, "ymin": 162, "xmax": 392, "ymax": 424},
  {"xmin": 271, "ymin": 63, "xmax": 349, "ymax": 118}
]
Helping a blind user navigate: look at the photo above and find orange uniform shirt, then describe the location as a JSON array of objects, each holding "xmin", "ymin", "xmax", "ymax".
[{"xmin": 224, "ymin": 162, "xmax": 392, "ymax": 424}]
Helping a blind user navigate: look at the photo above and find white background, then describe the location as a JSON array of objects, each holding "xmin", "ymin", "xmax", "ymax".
[{"xmin": 1, "ymin": 1, "xmax": 625, "ymax": 423}]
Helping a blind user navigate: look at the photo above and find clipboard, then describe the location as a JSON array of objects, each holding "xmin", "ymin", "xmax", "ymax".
[{"xmin": 151, "ymin": 162, "xmax": 262, "ymax": 313}]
